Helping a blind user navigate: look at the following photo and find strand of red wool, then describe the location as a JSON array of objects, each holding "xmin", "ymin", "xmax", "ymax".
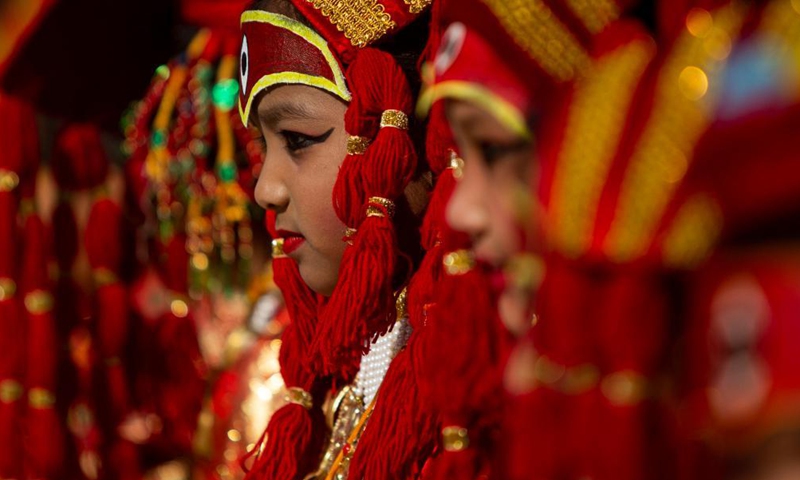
[
  {"xmin": 0, "ymin": 195, "xmax": 23, "ymax": 479},
  {"xmin": 20, "ymin": 214, "xmax": 65, "ymax": 478},
  {"xmin": 244, "ymin": 323, "xmax": 328, "ymax": 480},
  {"xmin": 243, "ymin": 215, "xmax": 330, "ymax": 479},
  {"xmin": 420, "ymin": 230, "xmax": 511, "ymax": 479},
  {"xmin": 310, "ymin": 48, "xmax": 417, "ymax": 378},
  {"xmin": 348, "ymin": 337, "xmax": 439, "ymax": 480},
  {"xmin": 0, "ymin": 94, "xmax": 28, "ymax": 479}
]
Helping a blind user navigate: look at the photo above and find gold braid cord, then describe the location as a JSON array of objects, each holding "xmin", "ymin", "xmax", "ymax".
[
  {"xmin": 305, "ymin": 0, "xmax": 396, "ymax": 47},
  {"xmin": 480, "ymin": 0, "xmax": 590, "ymax": 82}
]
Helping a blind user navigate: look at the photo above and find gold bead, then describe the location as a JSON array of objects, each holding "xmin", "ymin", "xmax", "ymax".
[
  {"xmin": 442, "ymin": 426, "xmax": 470, "ymax": 452},
  {"xmin": 379, "ymin": 109, "xmax": 409, "ymax": 130},
  {"xmin": 347, "ymin": 135, "xmax": 370, "ymax": 155},
  {"xmin": 442, "ymin": 250, "xmax": 474, "ymax": 276},
  {"xmin": 271, "ymin": 238, "xmax": 286, "ymax": 258}
]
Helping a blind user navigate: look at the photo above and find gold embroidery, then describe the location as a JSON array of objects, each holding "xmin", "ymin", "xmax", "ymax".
[
  {"xmin": 603, "ymin": 3, "xmax": 747, "ymax": 262},
  {"xmin": 403, "ymin": 0, "xmax": 431, "ymax": 14},
  {"xmin": 305, "ymin": 0, "xmax": 396, "ymax": 48},
  {"xmin": 479, "ymin": 0, "xmax": 590, "ymax": 82},
  {"xmin": 549, "ymin": 40, "xmax": 654, "ymax": 258},
  {"xmin": 662, "ymin": 195, "xmax": 723, "ymax": 268},
  {"xmin": 565, "ymin": 0, "xmax": 620, "ymax": 33}
]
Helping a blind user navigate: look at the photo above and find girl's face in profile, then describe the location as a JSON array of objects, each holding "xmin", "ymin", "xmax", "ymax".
[
  {"xmin": 253, "ymin": 84, "xmax": 349, "ymax": 296},
  {"xmin": 445, "ymin": 99, "xmax": 535, "ymax": 270}
]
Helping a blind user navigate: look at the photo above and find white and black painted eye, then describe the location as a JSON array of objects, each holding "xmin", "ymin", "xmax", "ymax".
[
  {"xmin": 435, "ymin": 22, "xmax": 466, "ymax": 76},
  {"xmin": 240, "ymin": 35, "xmax": 250, "ymax": 90}
]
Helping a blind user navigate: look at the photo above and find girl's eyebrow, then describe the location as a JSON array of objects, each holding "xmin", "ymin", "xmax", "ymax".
[{"xmin": 258, "ymin": 101, "xmax": 316, "ymax": 128}]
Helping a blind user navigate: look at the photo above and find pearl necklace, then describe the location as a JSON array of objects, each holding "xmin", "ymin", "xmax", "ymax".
[{"xmin": 352, "ymin": 318, "xmax": 411, "ymax": 407}]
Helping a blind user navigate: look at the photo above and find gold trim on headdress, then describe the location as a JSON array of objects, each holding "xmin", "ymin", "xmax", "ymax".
[
  {"xmin": 403, "ymin": 0, "xmax": 432, "ymax": 14},
  {"xmin": 305, "ymin": 0, "xmax": 396, "ymax": 48},
  {"xmin": 565, "ymin": 0, "xmax": 620, "ymax": 34},
  {"xmin": 603, "ymin": 4, "xmax": 746, "ymax": 262},
  {"xmin": 548, "ymin": 40, "xmax": 653, "ymax": 258},
  {"xmin": 661, "ymin": 195, "xmax": 723, "ymax": 268},
  {"xmin": 479, "ymin": 0, "xmax": 590, "ymax": 82}
]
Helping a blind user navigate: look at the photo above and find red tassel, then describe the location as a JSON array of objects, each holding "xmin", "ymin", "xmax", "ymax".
[
  {"xmin": 245, "ymin": 214, "xmax": 329, "ymax": 479},
  {"xmin": 311, "ymin": 47, "xmax": 417, "ymax": 378},
  {"xmin": 244, "ymin": 323, "xmax": 328, "ymax": 480},
  {"xmin": 348, "ymin": 337, "xmax": 438, "ymax": 480},
  {"xmin": 0, "ymin": 193, "xmax": 23, "ymax": 479},
  {"xmin": 420, "ymin": 244, "xmax": 509, "ymax": 479},
  {"xmin": 86, "ymin": 198, "xmax": 131, "ymax": 420},
  {"xmin": 51, "ymin": 124, "xmax": 109, "ymax": 191},
  {"xmin": 20, "ymin": 214, "xmax": 65, "ymax": 478}
]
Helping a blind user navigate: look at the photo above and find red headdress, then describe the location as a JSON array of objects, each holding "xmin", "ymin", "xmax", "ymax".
[
  {"xmin": 415, "ymin": 1, "xmax": 604, "ymax": 478},
  {"xmin": 239, "ymin": 1, "xmax": 438, "ymax": 479},
  {"xmin": 525, "ymin": 1, "xmax": 800, "ymax": 479}
]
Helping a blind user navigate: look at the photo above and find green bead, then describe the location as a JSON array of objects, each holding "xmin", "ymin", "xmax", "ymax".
[
  {"xmin": 217, "ymin": 161, "xmax": 237, "ymax": 182},
  {"xmin": 151, "ymin": 130, "xmax": 167, "ymax": 147},
  {"xmin": 156, "ymin": 64, "xmax": 170, "ymax": 80},
  {"xmin": 212, "ymin": 79, "xmax": 239, "ymax": 112}
]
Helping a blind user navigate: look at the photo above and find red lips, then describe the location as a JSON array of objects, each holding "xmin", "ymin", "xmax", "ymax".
[{"xmin": 276, "ymin": 229, "xmax": 305, "ymax": 255}]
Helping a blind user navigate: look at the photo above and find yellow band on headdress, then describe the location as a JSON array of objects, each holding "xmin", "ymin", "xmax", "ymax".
[
  {"xmin": 418, "ymin": 80, "xmax": 530, "ymax": 139},
  {"xmin": 238, "ymin": 11, "xmax": 351, "ymax": 124}
]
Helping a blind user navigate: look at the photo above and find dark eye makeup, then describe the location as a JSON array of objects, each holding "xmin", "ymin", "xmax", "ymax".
[
  {"xmin": 281, "ymin": 127, "xmax": 335, "ymax": 153},
  {"xmin": 478, "ymin": 139, "xmax": 531, "ymax": 165}
]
